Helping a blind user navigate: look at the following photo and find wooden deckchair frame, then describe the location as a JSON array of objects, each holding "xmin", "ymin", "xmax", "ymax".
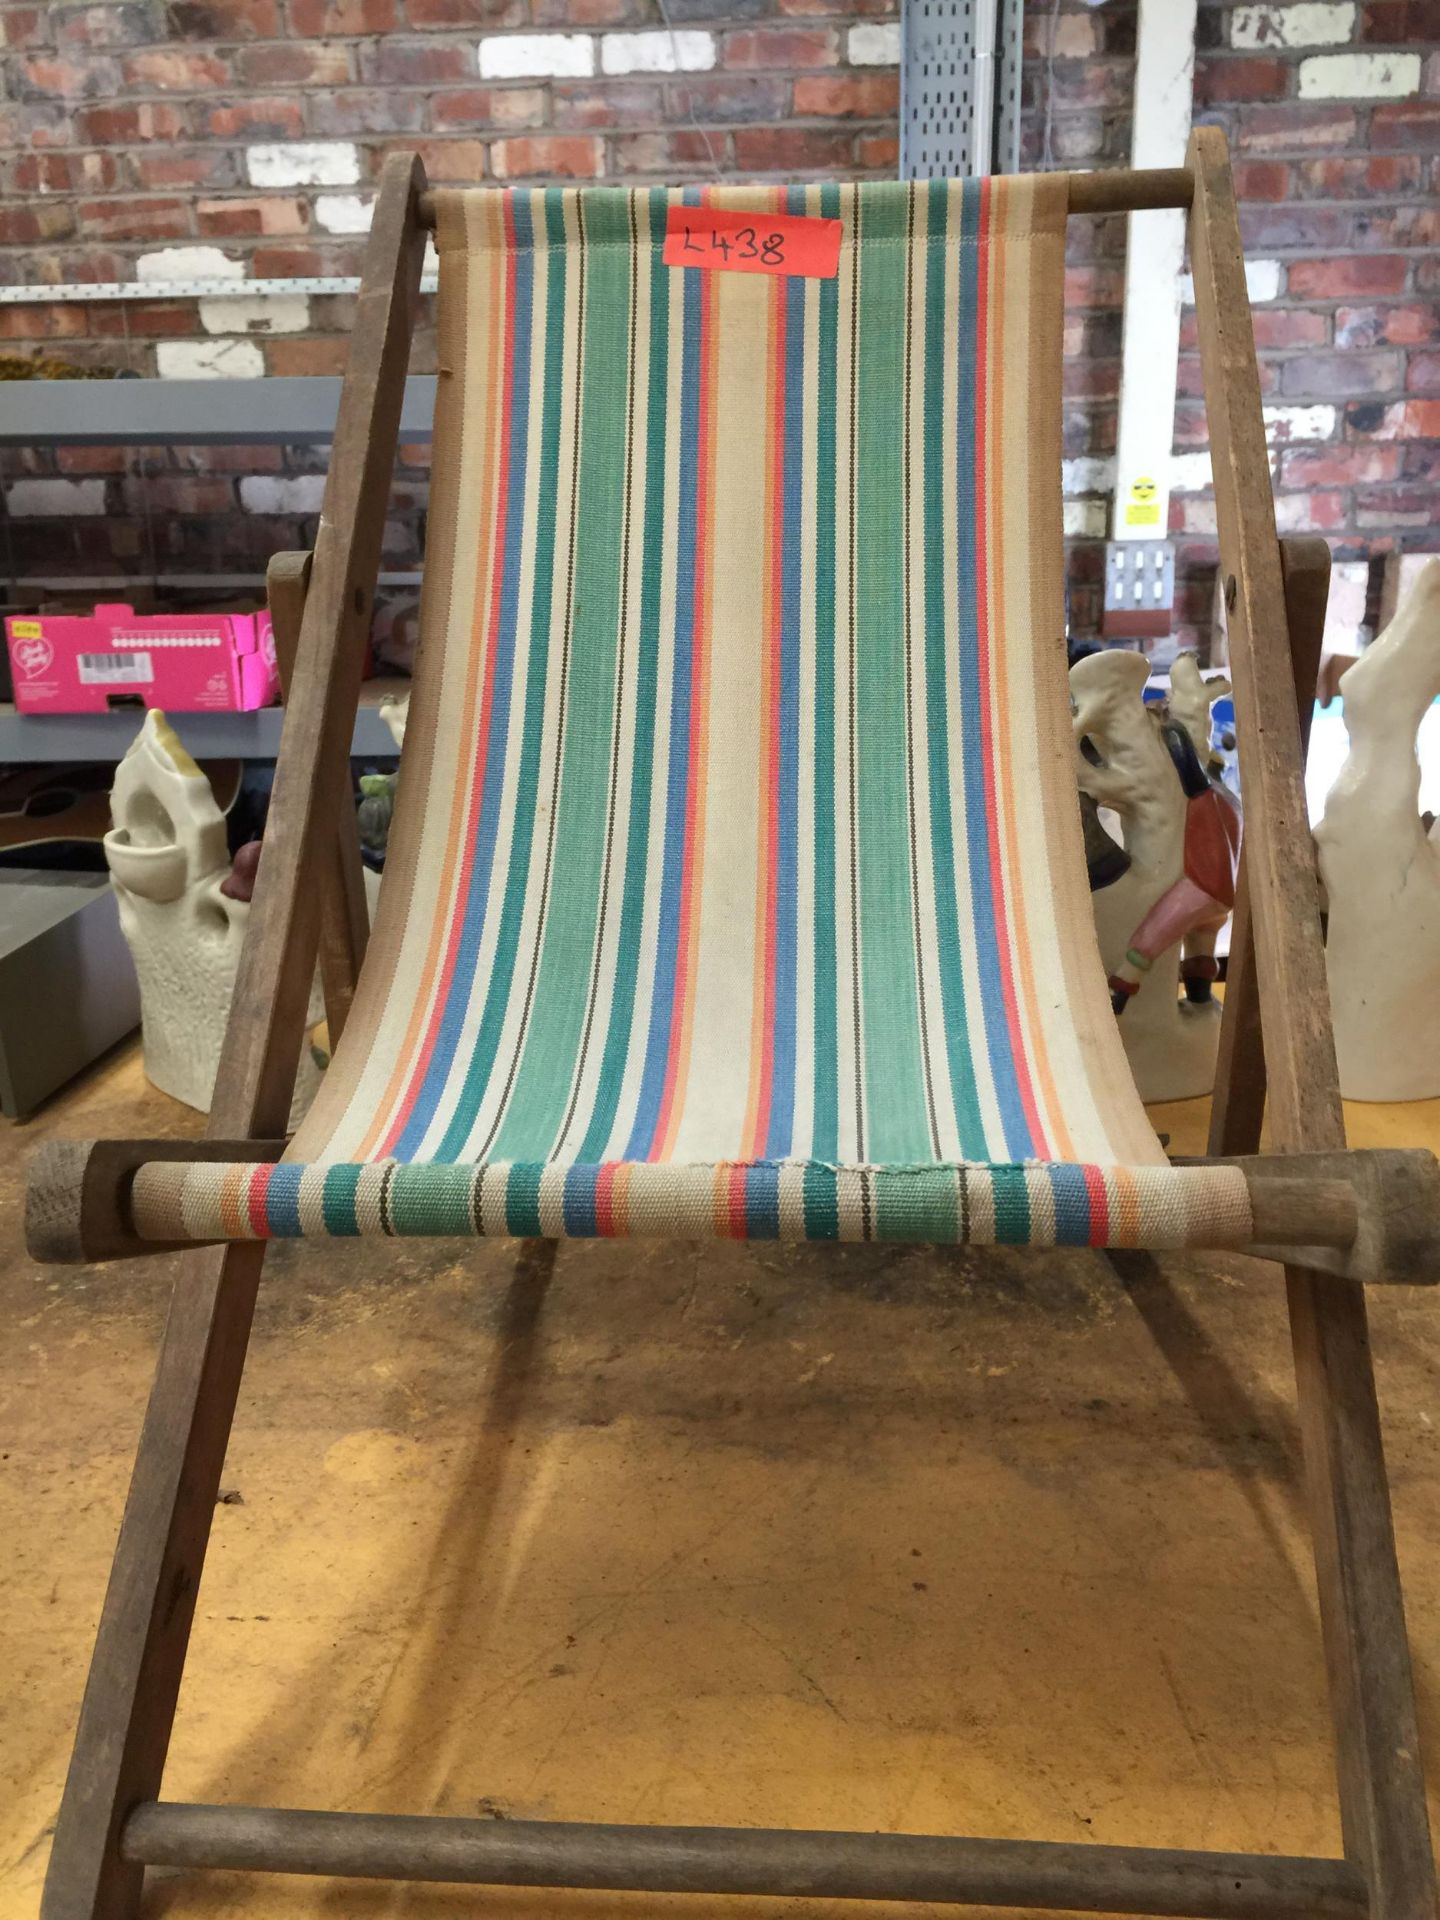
[{"xmin": 32, "ymin": 133, "xmax": 1437, "ymax": 1920}]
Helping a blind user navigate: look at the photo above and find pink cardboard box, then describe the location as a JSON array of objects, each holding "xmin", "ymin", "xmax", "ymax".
[{"xmin": 5, "ymin": 603, "xmax": 279, "ymax": 714}]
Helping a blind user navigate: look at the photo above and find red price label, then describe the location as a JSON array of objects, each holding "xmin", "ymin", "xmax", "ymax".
[{"xmin": 662, "ymin": 206, "xmax": 842, "ymax": 280}]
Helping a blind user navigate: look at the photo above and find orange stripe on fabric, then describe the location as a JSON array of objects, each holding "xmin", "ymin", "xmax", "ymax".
[
  {"xmin": 1114, "ymin": 1164, "xmax": 1140, "ymax": 1244},
  {"xmin": 355, "ymin": 195, "xmax": 510, "ymax": 1160}
]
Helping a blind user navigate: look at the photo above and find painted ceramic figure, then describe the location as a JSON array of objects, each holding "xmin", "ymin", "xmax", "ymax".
[
  {"xmin": 105, "ymin": 709, "xmax": 323, "ymax": 1121},
  {"xmin": 1073, "ymin": 649, "xmax": 1238, "ymax": 1103},
  {"xmin": 1315, "ymin": 557, "xmax": 1440, "ymax": 1101}
]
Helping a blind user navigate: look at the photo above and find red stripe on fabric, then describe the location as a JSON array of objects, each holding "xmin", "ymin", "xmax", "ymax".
[
  {"xmin": 1081, "ymin": 1163, "xmax": 1110, "ymax": 1246},
  {"xmin": 973, "ymin": 178, "xmax": 1046, "ymax": 1153},
  {"xmin": 378, "ymin": 197, "xmax": 520, "ymax": 1158},
  {"xmin": 595, "ymin": 1161, "xmax": 617, "ymax": 1237},
  {"xmin": 247, "ymin": 1163, "xmax": 276, "ymax": 1238}
]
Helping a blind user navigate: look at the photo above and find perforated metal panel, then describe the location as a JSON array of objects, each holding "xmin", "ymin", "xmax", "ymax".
[
  {"xmin": 900, "ymin": 0, "xmax": 1020, "ymax": 180},
  {"xmin": 993, "ymin": 0, "xmax": 1025, "ymax": 174}
]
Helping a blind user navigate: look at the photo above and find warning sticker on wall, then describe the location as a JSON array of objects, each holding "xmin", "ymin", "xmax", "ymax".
[{"xmin": 1123, "ymin": 475, "xmax": 1162, "ymax": 528}]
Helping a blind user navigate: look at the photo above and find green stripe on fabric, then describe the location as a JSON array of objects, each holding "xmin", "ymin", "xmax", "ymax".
[
  {"xmin": 494, "ymin": 193, "xmax": 633, "ymax": 1158},
  {"xmin": 921, "ymin": 177, "xmax": 985, "ymax": 1154},
  {"xmin": 991, "ymin": 1164, "xmax": 1032, "ymax": 1246},
  {"xmin": 855, "ymin": 186, "xmax": 931, "ymax": 1168},
  {"xmin": 322, "ymin": 1162, "xmax": 363, "ymax": 1236},
  {"xmin": 506, "ymin": 1164, "xmax": 543, "ymax": 1237},
  {"xmin": 810, "ymin": 180, "xmax": 841, "ymax": 1164},
  {"xmin": 872, "ymin": 1166, "xmax": 959, "ymax": 1242},
  {"xmin": 576, "ymin": 187, "xmax": 670, "ymax": 1163},
  {"xmin": 801, "ymin": 1161, "xmax": 839, "ymax": 1240},
  {"xmin": 390, "ymin": 1162, "xmax": 477, "ymax": 1236}
]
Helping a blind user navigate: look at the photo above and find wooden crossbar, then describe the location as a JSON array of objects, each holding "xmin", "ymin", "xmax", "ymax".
[
  {"xmin": 123, "ymin": 1803, "xmax": 1366, "ymax": 1920},
  {"xmin": 31, "ymin": 137, "xmax": 1437, "ymax": 1920}
]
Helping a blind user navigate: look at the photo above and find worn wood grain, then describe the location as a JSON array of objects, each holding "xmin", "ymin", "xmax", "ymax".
[
  {"xmin": 266, "ymin": 549, "xmax": 370, "ymax": 1049},
  {"xmin": 1208, "ymin": 535, "xmax": 1332, "ymax": 1157},
  {"xmin": 39, "ymin": 151, "xmax": 429, "ymax": 1920},
  {"xmin": 1190, "ymin": 124, "xmax": 1437, "ymax": 1920}
]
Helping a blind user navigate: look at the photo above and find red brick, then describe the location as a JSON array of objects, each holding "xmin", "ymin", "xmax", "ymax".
[
  {"xmin": 291, "ymin": 0, "xmax": 399, "ymax": 28},
  {"xmin": 1064, "ymin": 264, "xmax": 1124, "ymax": 308},
  {"xmin": 1363, "ymin": 205, "xmax": 1440, "ymax": 248},
  {"xmin": 12, "ymin": 150, "xmax": 120, "ymax": 192},
  {"xmin": 77, "ymin": 101, "xmax": 186, "ymax": 142},
  {"xmin": 78, "ymin": 197, "xmax": 192, "ymax": 242},
  {"xmin": 407, "ymin": 138, "xmax": 492, "ymax": 180},
  {"xmin": 1194, "ymin": 55, "xmax": 1285, "ymax": 102},
  {"xmin": 723, "ymin": 27, "xmax": 839, "ymax": 68},
  {"xmin": 165, "ymin": 0, "xmax": 281, "ymax": 35},
  {"xmin": 195, "ymin": 195, "xmax": 307, "ymax": 236},
  {"xmin": 1048, "ymin": 58, "xmax": 1136, "ymax": 108},
  {"xmin": 0, "ymin": 204, "xmax": 76, "ymax": 244},
  {"xmin": 89, "ymin": 300, "xmax": 205, "ymax": 338},
  {"xmin": 237, "ymin": 43, "xmax": 353, "ymax": 86},
  {"xmin": 1251, "ymin": 307, "xmax": 1330, "ymax": 350},
  {"xmin": 268, "ymin": 338, "xmax": 351, "ymax": 376},
  {"xmin": 1296, "ymin": 155, "xmax": 1422, "ymax": 198},
  {"xmin": 793, "ymin": 72, "xmax": 897, "ymax": 116},
  {"xmin": 431, "ymin": 87, "xmax": 546, "ymax": 130},
  {"xmin": 122, "ymin": 49, "xmax": 231, "ymax": 89},
  {"xmin": 205, "ymin": 97, "xmax": 306, "ymax": 138},
  {"xmin": 359, "ymin": 39, "xmax": 472, "ymax": 83},
  {"xmin": 56, "ymin": 2, "xmax": 156, "ymax": 44},
  {"xmin": 552, "ymin": 80, "xmax": 661, "ymax": 128},
  {"xmin": 310, "ymin": 88, "xmax": 424, "ymax": 132},
  {"xmin": 1409, "ymin": 353, "xmax": 1440, "ymax": 393},
  {"xmin": 490, "ymin": 135, "xmax": 602, "ymax": 179},
  {"xmin": 1372, "ymin": 102, "xmax": 1440, "ymax": 148},
  {"xmin": 251, "ymin": 244, "xmax": 332, "ymax": 275},
  {"xmin": 0, "ymin": 305, "xmax": 90, "ymax": 342},
  {"xmin": 610, "ymin": 129, "xmax": 722, "ymax": 172},
  {"xmin": 733, "ymin": 125, "xmax": 852, "ymax": 171},
  {"xmin": 665, "ymin": 75, "xmax": 789, "ymax": 122},
  {"xmin": 1280, "ymin": 350, "xmax": 1404, "ymax": 399},
  {"xmin": 0, "ymin": 9, "xmax": 46, "ymax": 46},
  {"xmin": 1273, "ymin": 490, "xmax": 1349, "ymax": 533},
  {"xmin": 1287, "ymin": 255, "xmax": 1410, "ymax": 300},
  {"xmin": 132, "ymin": 148, "xmax": 241, "ymax": 191},
  {"xmin": 856, "ymin": 132, "xmax": 898, "ymax": 170},
  {"xmin": 19, "ymin": 54, "xmax": 121, "ymax": 97},
  {"xmin": 1231, "ymin": 159, "xmax": 1291, "ymax": 200},
  {"xmin": 408, "ymin": 0, "xmax": 526, "ymax": 22},
  {"xmin": 124, "ymin": 477, "xmax": 238, "ymax": 516},
  {"xmin": 1360, "ymin": 2, "xmax": 1440, "ymax": 38},
  {"xmin": 171, "ymin": 444, "xmax": 286, "ymax": 472},
  {"xmin": 530, "ymin": 0, "xmax": 629, "ymax": 21},
  {"xmin": 1336, "ymin": 304, "xmax": 1439, "ymax": 350},
  {"xmin": 1239, "ymin": 204, "xmax": 1353, "ymax": 250},
  {"xmin": 1280, "ymin": 445, "xmax": 1403, "ymax": 486},
  {"xmin": 1236, "ymin": 103, "xmax": 1357, "ymax": 153},
  {"xmin": 55, "ymin": 445, "xmax": 133, "ymax": 473},
  {"xmin": 1355, "ymin": 484, "xmax": 1437, "ymax": 528}
]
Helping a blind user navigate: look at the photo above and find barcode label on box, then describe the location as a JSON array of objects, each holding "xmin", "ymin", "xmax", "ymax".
[{"xmin": 78, "ymin": 651, "xmax": 153, "ymax": 684}]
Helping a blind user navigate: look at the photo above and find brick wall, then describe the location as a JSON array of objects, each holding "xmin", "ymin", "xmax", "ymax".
[{"xmin": 1, "ymin": 0, "xmax": 1436, "ymax": 653}]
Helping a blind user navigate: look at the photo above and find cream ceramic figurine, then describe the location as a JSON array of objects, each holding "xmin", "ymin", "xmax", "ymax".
[
  {"xmin": 105, "ymin": 710, "xmax": 323, "ymax": 1122},
  {"xmin": 1073, "ymin": 650, "xmax": 1239, "ymax": 1103},
  {"xmin": 1316, "ymin": 557, "xmax": 1440, "ymax": 1101}
]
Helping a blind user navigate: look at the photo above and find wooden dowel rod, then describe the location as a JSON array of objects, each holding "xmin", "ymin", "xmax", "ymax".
[
  {"xmin": 1245, "ymin": 1176, "xmax": 1358, "ymax": 1251},
  {"xmin": 123, "ymin": 1803, "xmax": 1365, "ymax": 1920},
  {"xmin": 414, "ymin": 167, "xmax": 1194, "ymax": 232}
]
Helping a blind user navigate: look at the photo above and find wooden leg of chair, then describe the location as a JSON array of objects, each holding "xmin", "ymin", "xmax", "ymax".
[
  {"xmin": 1209, "ymin": 535, "xmax": 1331, "ymax": 1157},
  {"xmin": 40, "ymin": 1244, "xmax": 266, "ymax": 1920},
  {"xmin": 267, "ymin": 549, "xmax": 371, "ymax": 1049},
  {"xmin": 40, "ymin": 152, "xmax": 429, "ymax": 1920},
  {"xmin": 1189, "ymin": 125, "xmax": 1436, "ymax": 1918}
]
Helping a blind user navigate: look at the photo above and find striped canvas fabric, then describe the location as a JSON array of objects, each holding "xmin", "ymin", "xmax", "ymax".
[{"xmin": 133, "ymin": 175, "xmax": 1253, "ymax": 1251}]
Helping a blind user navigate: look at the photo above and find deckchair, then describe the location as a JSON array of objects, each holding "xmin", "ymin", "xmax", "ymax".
[{"xmin": 27, "ymin": 131, "xmax": 1440, "ymax": 1920}]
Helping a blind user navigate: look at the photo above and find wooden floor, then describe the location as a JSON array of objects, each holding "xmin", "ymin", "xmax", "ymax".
[{"xmin": 3, "ymin": 1040, "xmax": 1439, "ymax": 1918}]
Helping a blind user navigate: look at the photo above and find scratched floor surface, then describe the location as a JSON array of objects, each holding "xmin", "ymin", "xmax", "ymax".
[{"xmin": 4, "ymin": 1040, "xmax": 1439, "ymax": 1918}]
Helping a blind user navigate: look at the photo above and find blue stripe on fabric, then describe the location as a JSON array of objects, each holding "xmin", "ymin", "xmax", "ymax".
[
  {"xmin": 563, "ymin": 1164, "xmax": 598, "ymax": 1236},
  {"xmin": 393, "ymin": 195, "xmax": 536, "ymax": 1161},
  {"xmin": 1047, "ymin": 1162, "xmax": 1092, "ymax": 1246},
  {"xmin": 953, "ymin": 177, "xmax": 1031, "ymax": 1158},
  {"xmin": 264, "ymin": 1163, "xmax": 304, "ymax": 1236},
  {"xmin": 744, "ymin": 1161, "xmax": 781, "ymax": 1240},
  {"xmin": 623, "ymin": 183, "xmax": 705, "ymax": 1162}
]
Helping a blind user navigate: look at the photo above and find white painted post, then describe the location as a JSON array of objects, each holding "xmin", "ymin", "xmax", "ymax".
[{"xmin": 1111, "ymin": 0, "xmax": 1198, "ymax": 545}]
